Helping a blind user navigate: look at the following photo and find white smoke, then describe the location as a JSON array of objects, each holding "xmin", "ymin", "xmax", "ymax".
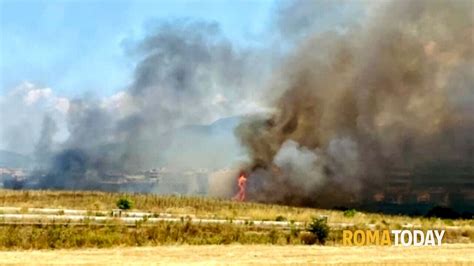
[
  {"xmin": 0, "ymin": 82, "xmax": 69, "ymax": 155},
  {"xmin": 273, "ymin": 140, "xmax": 326, "ymax": 194}
]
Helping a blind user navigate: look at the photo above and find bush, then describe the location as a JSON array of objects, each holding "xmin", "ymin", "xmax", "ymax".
[
  {"xmin": 116, "ymin": 198, "xmax": 133, "ymax": 210},
  {"xmin": 275, "ymin": 215, "xmax": 287, "ymax": 221},
  {"xmin": 343, "ymin": 209, "xmax": 357, "ymax": 218},
  {"xmin": 307, "ymin": 217, "xmax": 330, "ymax": 245}
]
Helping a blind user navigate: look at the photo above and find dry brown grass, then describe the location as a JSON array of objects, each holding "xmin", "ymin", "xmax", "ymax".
[
  {"xmin": 0, "ymin": 189, "xmax": 472, "ymax": 229},
  {"xmin": 0, "ymin": 189, "xmax": 472, "ymax": 249},
  {"xmin": 0, "ymin": 244, "xmax": 472, "ymax": 265}
]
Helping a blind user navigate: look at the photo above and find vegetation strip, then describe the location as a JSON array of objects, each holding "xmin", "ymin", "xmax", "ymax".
[{"xmin": 0, "ymin": 190, "xmax": 472, "ymax": 249}]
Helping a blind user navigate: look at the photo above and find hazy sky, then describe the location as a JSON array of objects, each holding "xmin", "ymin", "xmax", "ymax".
[
  {"xmin": 1, "ymin": 0, "xmax": 275, "ymax": 97},
  {"xmin": 0, "ymin": 0, "xmax": 366, "ymax": 154}
]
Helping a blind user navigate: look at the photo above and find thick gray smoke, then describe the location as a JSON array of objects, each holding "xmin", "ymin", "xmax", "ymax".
[
  {"xmin": 2, "ymin": 1, "xmax": 472, "ymax": 213},
  {"xmin": 34, "ymin": 115, "xmax": 57, "ymax": 168},
  {"xmin": 0, "ymin": 83, "xmax": 68, "ymax": 156},
  {"xmin": 33, "ymin": 20, "xmax": 268, "ymax": 189},
  {"xmin": 273, "ymin": 140, "xmax": 326, "ymax": 195},
  {"xmin": 237, "ymin": 0, "xmax": 474, "ymax": 210}
]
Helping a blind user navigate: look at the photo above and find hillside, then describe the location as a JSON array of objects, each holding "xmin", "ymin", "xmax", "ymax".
[{"xmin": 0, "ymin": 150, "xmax": 31, "ymax": 168}]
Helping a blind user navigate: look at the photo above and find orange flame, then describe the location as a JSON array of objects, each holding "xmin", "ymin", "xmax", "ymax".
[{"xmin": 234, "ymin": 173, "xmax": 247, "ymax": 201}]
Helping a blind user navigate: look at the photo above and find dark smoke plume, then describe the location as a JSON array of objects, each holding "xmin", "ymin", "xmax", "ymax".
[
  {"xmin": 36, "ymin": 20, "xmax": 266, "ymax": 189},
  {"xmin": 3, "ymin": 1, "xmax": 472, "ymax": 213},
  {"xmin": 237, "ymin": 0, "xmax": 474, "ymax": 210}
]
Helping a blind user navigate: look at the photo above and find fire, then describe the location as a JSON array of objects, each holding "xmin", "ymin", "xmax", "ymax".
[{"xmin": 234, "ymin": 172, "xmax": 247, "ymax": 201}]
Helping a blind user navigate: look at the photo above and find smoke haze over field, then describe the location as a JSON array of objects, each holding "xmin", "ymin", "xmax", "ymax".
[
  {"xmin": 1, "ymin": 18, "xmax": 270, "ymax": 190},
  {"xmin": 1, "ymin": 0, "xmax": 473, "ymax": 212}
]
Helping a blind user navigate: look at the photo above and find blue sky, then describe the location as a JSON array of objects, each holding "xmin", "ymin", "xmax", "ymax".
[{"xmin": 0, "ymin": 0, "xmax": 275, "ymax": 97}]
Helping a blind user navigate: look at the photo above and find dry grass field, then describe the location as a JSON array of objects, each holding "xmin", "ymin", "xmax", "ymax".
[
  {"xmin": 1, "ymin": 189, "xmax": 472, "ymax": 228},
  {"xmin": 0, "ymin": 244, "xmax": 473, "ymax": 265},
  {"xmin": 0, "ymin": 189, "xmax": 473, "ymax": 248}
]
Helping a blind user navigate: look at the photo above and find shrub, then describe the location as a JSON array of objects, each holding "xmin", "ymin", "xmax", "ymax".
[
  {"xmin": 343, "ymin": 209, "xmax": 357, "ymax": 218},
  {"xmin": 290, "ymin": 224, "xmax": 299, "ymax": 238},
  {"xmin": 307, "ymin": 217, "xmax": 330, "ymax": 245},
  {"xmin": 116, "ymin": 198, "xmax": 133, "ymax": 210},
  {"xmin": 275, "ymin": 215, "xmax": 287, "ymax": 221},
  {"xmin": 268, "ymin": 229, "xmax": 279, "ymax": 244}
]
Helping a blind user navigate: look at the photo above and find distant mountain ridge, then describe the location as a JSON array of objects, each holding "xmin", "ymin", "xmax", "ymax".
[
  {"xmin": 0, "ymin": 115, "xmax": 246, "ymax": 170},
  {"xmin": 0, "ymin": 150, "xmax": 32, "ymax": 168},
  {"xmin": 159, "ymin": 115, "xmax": 244, "ymax": 169}
]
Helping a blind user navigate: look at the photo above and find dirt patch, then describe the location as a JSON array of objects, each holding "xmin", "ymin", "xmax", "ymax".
[{"xmin": 0, "ymin": 244, "xmax": 472, "ymax": 265}]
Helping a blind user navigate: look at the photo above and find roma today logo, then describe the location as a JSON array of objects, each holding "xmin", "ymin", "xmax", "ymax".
[{"xmin": 342, "ymin": 230, "xmax": 445, "ymax": 246}]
